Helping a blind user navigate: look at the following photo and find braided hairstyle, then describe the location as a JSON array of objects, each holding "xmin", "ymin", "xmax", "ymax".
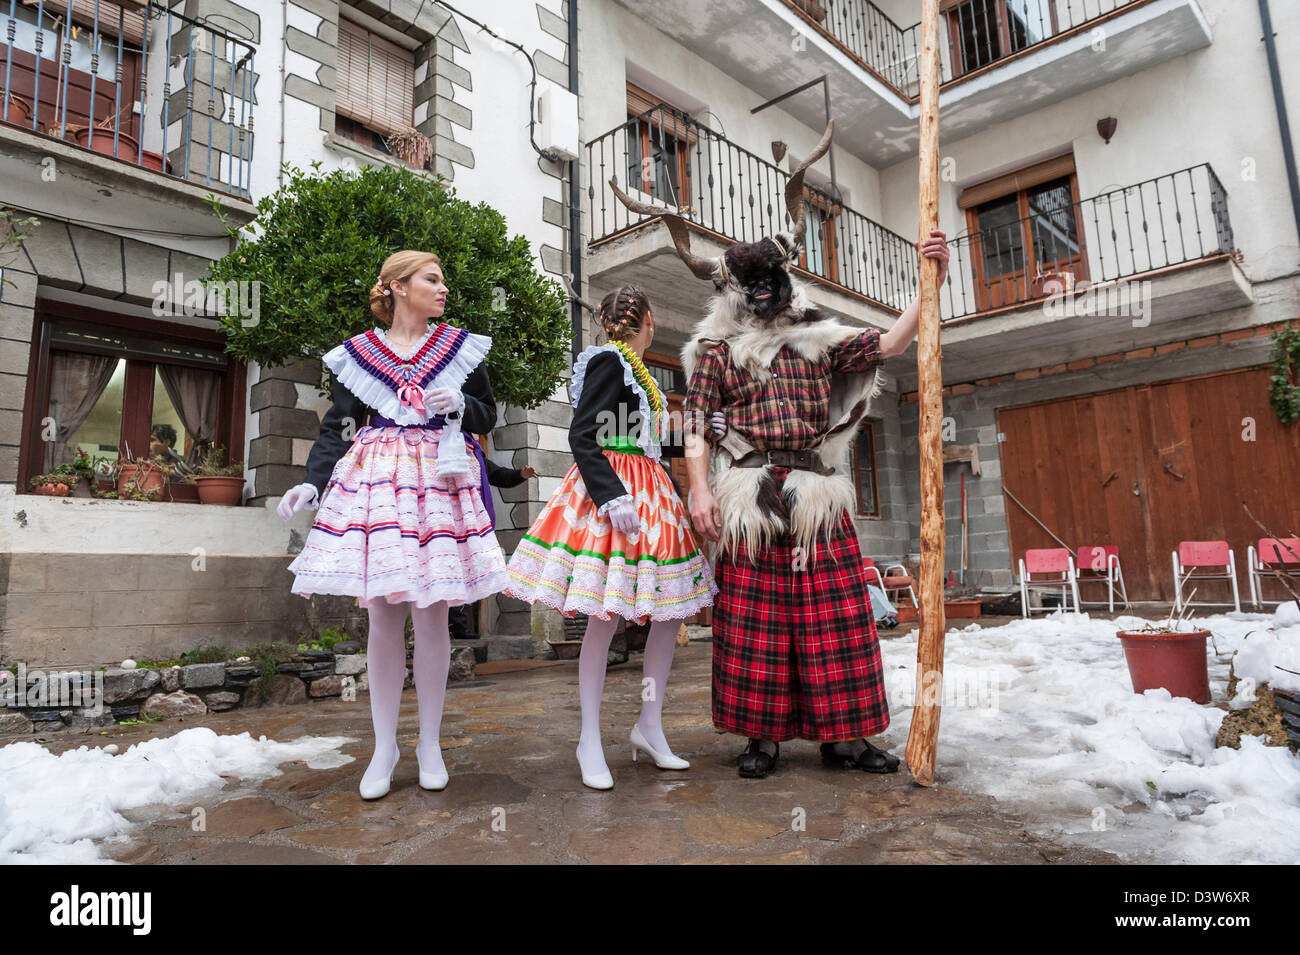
[{"xmin": 597, "ymin": 285, "xmax": 650, "ymax": 343}]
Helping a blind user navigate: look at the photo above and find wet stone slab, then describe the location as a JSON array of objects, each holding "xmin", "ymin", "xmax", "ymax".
[{"xmin": 35, "ymin": 643, "xmax": 1122, "ymax": 865}]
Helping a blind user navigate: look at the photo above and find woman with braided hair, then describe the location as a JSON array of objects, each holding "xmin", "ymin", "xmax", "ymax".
[
  {"xmin": 504, "ymin": 284, "xmax": 720, "ymax": 790},
  {"xmin": 277, "ymin": 250, "xmax": 507, "ymax": 800}
]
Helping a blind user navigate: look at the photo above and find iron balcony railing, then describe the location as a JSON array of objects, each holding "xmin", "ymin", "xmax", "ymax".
[
  {"xmin": 1, "ymin": 0, "xmax": 256, "ymax": 197},
  {"xmin": 587, "ymin": 104, "xmax": 919, "ymax": 312},
  {"xmin": 942, "ymin": 163, "xmax": 1234, "ymax": 320},
  {"xmin": 785, "ymin": 0, "xmax": 1150, "ymax": 94}
]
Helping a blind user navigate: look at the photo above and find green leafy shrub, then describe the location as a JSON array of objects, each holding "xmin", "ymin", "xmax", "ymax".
[{"xmin": 205, "ymin": 161, "xmax": 571, "ymax": 409}]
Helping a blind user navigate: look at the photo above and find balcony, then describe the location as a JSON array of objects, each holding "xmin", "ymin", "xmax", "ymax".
[
  {"xmin": 612, "ymin": 0, "xmax": 1210, "ymax": 164},
  {"xmin": 586, "ymin": 104, "xmax": 917, "ymax": 339},
  {"xmin": 1, "ymin": 0, "xmax": 258, "ymax": 238},
  {"xmin": 926, "ymin": 163, "xmax": 1252, "ymax": 383}
]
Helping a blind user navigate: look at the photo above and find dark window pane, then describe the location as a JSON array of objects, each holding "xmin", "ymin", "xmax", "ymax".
[
  {"xmin": 975, "ymin": 193, "xmax": 1025, "ymax": 279},
  {"xmin": 855, "ymin": 424, "xmax": 877, "ymax": 516},
  {"xmin": 1026, "ymin": 175, "xmax": 1080, "ymax": 265},
  {"xmin": 952, "ymin": 0, "xmax": 1000, "ymax": 71},
  {"xmin": 1003, "ymin": 0, "xmax": 1052, "ymax": 52}
]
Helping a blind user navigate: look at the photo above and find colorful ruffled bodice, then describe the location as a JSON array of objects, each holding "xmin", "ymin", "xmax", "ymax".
[{"xmin": 322, "ymin": 322, "xmax": 492, "ymax": 424}]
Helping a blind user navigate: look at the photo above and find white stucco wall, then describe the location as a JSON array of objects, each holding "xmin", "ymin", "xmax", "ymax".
[{"xmin": 242, "ymin": 0, "xmax": 569, "ymax": 276}]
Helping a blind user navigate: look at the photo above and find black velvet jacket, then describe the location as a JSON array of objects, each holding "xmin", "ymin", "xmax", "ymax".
[
  {"xmin": 485, "ymin": 459, "xmax": 525, "ymax": 489},
  {"xmin": 569, "ymin": 349, "xmax": 684, "ymax": 508},
  {"xmin": 303, "ymin": 360, "xmax": 496, "ymax": 497}
]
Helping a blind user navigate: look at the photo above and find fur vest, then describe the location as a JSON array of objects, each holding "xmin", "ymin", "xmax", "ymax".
[{"xmin": 682, "ymin": 281, "xmax": 886, "ymax": 561}]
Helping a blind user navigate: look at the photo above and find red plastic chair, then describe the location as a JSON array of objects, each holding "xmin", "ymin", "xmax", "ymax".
[
  {"xmin": 1018, "ymin": 548, "xmax": 1080, "ymax": 617},
  {"xmin": 1074, "ymin": 544, "xmax": 1129, "ymax": 612},
  {"xmin": 1247, "ymin": 537, "xmax": 1300, "ymax": 609},
  {"xmin": 862, "ymin": 558, "xmax": 918, "ymax": 609},
  {"xmin": 1171, "ymin": 540, "xmax": 1240, "ymax": 613}
]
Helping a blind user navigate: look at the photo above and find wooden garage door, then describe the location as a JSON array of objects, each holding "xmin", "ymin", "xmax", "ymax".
[{"xmin": 997, "ymin": 366, "xmax": 1300, "ymax": 602}]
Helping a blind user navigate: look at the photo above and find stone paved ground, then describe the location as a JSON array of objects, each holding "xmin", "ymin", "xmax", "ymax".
[{"xmin": 24, "ymin": 633, "xmax": 1124, "ymax": 865}]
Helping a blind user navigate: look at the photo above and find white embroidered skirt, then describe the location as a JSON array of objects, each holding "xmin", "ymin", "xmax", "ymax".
[{"xmin": 288, "ymin": 425, "xmax": 507, "ymax": 609}]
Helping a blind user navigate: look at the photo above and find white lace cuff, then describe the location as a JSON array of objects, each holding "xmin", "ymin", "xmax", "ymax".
[
  {"xmin": 303, "ymin": 483, "xmax": 320, "ymax": 510},
  {"xmin": 596, "ymin": 493, "xmax": 634, "ymax": 516}
]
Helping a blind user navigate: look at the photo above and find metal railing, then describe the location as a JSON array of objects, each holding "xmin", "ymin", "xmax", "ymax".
[
  {"xmin": 1, "ymin": 0, "xmax": 256, "ymax": 197},
  {"xmin": 587, "ymin": 104, "xmax": 918, "ymax": 312},
  {"xmin": 942, "ymin": 163, "xmax": 1234, "ymax": 320},
  {"xmin": 786, "ymin": 0, "xmax": 1149, "ymax": 93}
]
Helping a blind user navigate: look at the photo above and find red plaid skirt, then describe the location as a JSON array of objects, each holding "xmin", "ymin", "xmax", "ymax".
[{"xmin": 712, "ymin": 501, "xmax": 889, "ymax": 742}]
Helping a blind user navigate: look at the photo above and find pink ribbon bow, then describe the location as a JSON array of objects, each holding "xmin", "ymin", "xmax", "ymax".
[{"xmin": 396, "ymin": 380, "xmax": 427, "ymax": 415}]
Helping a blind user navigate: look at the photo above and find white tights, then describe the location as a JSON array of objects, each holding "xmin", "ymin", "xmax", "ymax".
[
  {"xmin": 359, "ymin": 598, "xmax": 450, "ymax": 791},
  {"xmin": 576, "ymin": 615, "xmax": 684, "ymax": 780}
]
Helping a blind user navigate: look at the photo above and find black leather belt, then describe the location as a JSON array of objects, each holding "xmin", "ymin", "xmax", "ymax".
[{"xmin": 734, "ymin": 448, "xmax": 834, "ymax": 476}]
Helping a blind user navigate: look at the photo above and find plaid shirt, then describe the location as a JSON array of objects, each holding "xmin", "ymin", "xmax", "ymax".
[{"xmin": 684, "ymin": 326, "xmax": 882, "ymax": 451}]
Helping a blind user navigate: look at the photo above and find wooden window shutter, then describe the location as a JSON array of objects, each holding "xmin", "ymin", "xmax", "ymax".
[
  {"xmin": 625, "ymin": 81, "xmax": 696, "ymax": 144},
  {"xmin": 336, "ymin": 17, "xmax": 414, "ymax": 137},
  {"xmin": 958, "ymin": 153, "xmax": 1077, "ymax": 209},
  {"xmin": 44, "ymin": 0, "xmax": 148, "ymax": 47}
]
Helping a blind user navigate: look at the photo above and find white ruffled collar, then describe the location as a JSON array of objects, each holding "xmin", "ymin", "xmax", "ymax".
[{"xmin": 570, "ymin": 343, "xmax": 665, "ymax": 461}]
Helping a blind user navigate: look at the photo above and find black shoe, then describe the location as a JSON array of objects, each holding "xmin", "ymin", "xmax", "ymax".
[
  {"xmin": 880, "ymin": 615, "xmax": 899, "ymax": 630},
  {"xmin": 737, "ymin": 739, "xmax": 779, "ymax": 779},
  {"xmin": 820, "ymin": 739, "xmax": 900, "ymax": 774}
]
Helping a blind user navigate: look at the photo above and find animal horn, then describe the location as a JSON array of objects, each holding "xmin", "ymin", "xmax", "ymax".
[
  {"xmin": 608, "ymin": 178, "xmax": 720, "ymax": 283},
  {"xmin": 784, "ymin": 120, "xmax": 835, "ymax": 245}
]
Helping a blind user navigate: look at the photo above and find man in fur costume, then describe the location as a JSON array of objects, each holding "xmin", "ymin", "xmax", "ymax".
[{"xmin": 611, "ymin": 121, "xmax": 949, "ymax": 778}]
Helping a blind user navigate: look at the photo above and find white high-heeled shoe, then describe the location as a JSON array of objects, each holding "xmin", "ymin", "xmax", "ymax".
[
  {"xmin": 577, "ymin": 746, "xmax": 613, "ymax": 790},
  {"xmin": 416, "ymin": 744, "xmax": 449, "ymax": 791},
  {"xmin": 630, "ymin": 724, "xmax": 690, "ymax": 770},
  {"xmin": 358, "ymin": 748, "xmax": 400, "ymax": 800}
]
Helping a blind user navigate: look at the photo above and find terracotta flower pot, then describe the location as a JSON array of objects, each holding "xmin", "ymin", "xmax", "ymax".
[
  {"xmin": 546, "ymin": 639, "xmax": 583, "ymax": 660},
  {"xmin": 194, "ymin": 474, "xmax": 246, "ymax": 506},
  {"xmin": 116, "ymin": 463, "xmax": 167, "ymax": 495},
  {"xmin": 66, "ymin": 123, "xmax": 170, "ymax": 171},
  {"xmin": 1117, "ymin": 628, "xmax": 1211, "ymax": 704},
  {"xmin": 1, "ymin": 92, "xmax": 34, "ymax": 127}
]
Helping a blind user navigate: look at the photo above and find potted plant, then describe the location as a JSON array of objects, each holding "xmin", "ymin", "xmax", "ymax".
[
  {"xmin": 28, "ymin": 469, "xmax": 73, "ymax": 496},
  {"xmin": 115, "ymin": 451, "xmax": 171, "ymax": 497},
  {"xmin": 0, "ymin": 87, "xmax": 35, "ymax": 128},
  {"xmin": 66, "ymin": 105, "xmax": 171, "ymax": 172},
  {"xmin": 1116, "ymin": 596, "xmax": 1211, "ymax": 704},
  {"xmin": 384, "ymin": 127, "xmax": 433, "ymax": 170},
  {"xmin": 192, "ymin": 444, "xmax": 246, "ymax": 506}
]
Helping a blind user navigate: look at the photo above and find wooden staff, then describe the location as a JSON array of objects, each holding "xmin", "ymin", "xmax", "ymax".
[{"xmin": 904, "ymin": 0, "xmax": 946, "ymax": 788}]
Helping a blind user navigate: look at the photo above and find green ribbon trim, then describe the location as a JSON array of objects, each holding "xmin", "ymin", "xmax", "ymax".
[
  {"xmin": 598, "ymin": 436, "xmax": 645, "ymax": 456},
  {"xmin": 521, "ymin": 532, "xmax": 702, "ymax": 567}
]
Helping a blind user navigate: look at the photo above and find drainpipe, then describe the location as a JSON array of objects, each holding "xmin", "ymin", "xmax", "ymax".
[
  {"xmin": 1258, "ymin": 0, "xmax": 1300, "ymax": 246},
  {"xmin": 278, "ymin": 0, "xmax": 288, "ymax": 189},
  {"xmin": 568, "ymin": 0, "xmax": 583, "ymax": 358}
]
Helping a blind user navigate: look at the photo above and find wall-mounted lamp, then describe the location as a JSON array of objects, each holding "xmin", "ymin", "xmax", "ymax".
[{"xmin": 1097, "ymin": 116, "xmax": 1118, "ymax": 144}]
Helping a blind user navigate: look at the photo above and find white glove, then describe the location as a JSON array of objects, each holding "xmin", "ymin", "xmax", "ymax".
[
  {"xmin": 711, "ymin": 411, "xmax": 727, "ymax": 438},
  {"xmin": 605, "ymin": 498, "xmax": 640, "ymax": 539},
  {"xmin": 426, "ymin": 387, "xmax": 465, "ymax": 416},
  {"xmin": 277, "ymin": 482, "xmax": 319, "ymax": 521}
]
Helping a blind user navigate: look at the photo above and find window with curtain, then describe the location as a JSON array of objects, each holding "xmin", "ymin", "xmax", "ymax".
[
  {"xmin": 26, "ymin": 315, "xmax": 241, "ymax": 499},
  {"xmin": 334, "ymin": 16, "xmax": 415, "ymax": 151}
]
